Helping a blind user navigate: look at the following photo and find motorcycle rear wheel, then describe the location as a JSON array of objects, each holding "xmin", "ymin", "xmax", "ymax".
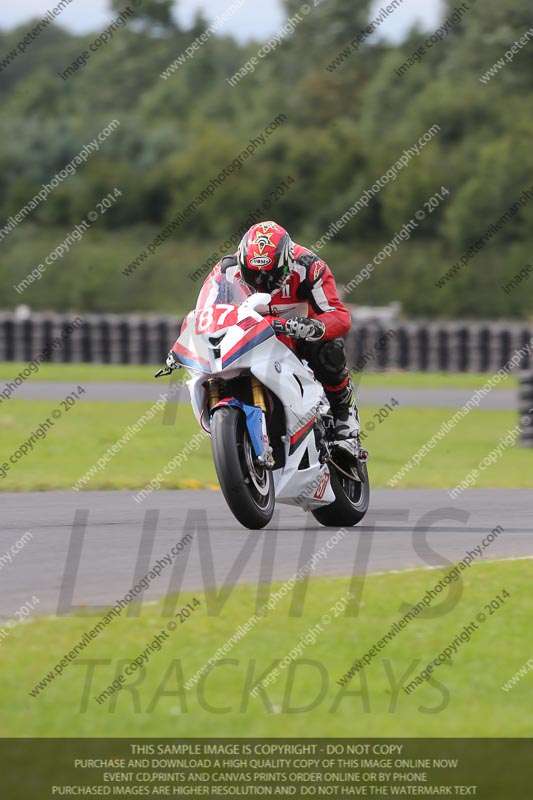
[
  {"xmin": 312, "ymin": 453, "xmax": 370, "ymax": 527},
  {"xmin": 211, "ymin": 406, "xmax": 275, "ymax": 529}
]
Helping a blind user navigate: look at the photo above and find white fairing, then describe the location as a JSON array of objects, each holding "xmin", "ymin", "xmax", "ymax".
[{"xmin": 173, "ymin": 286, "xmax": 336, "ymax": 509}]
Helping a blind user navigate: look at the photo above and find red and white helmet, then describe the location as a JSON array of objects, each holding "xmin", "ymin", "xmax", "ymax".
[{"xmin": 237, "ymin": 221, "xmax": 294, "ymax": 293}]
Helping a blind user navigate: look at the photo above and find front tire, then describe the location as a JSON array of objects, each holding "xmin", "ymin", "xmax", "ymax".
[
  {"xmin": 312, "ymin": 453, "xmax": 370, "ymax": 527},
  {"xmin": 211, "ymin": 406, "xmax": 275, "ymax": 529}
]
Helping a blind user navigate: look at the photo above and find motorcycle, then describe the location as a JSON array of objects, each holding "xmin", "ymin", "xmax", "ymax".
[{"xmin": 156, "ymin": 273, "xmax": 369, "ymax": 530}]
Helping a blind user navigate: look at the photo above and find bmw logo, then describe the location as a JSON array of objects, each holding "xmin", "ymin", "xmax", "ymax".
[{"xmin": 274, "ymin": 361, "xmax": 282, "ymax": 373}]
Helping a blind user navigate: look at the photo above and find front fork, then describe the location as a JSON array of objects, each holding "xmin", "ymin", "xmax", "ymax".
[
  {"xmin": 206, "ymin": 379, "xmax": 220, "ymax": 408},
  {"xmin": 251, "ymin": 376, "xmax": 267, "ymax": 411},
  {"xmin": 206, "ymin": 376, "xmax": 266, "ymax": 413},
  {"xmin": 207, "ymin": 376, "xmax": 274, "ymax": 468}
]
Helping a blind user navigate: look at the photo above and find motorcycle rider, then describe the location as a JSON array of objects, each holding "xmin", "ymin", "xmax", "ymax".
[{"xmin": 198, "ymin": 220, "xmax": 368, "ymax": 460}]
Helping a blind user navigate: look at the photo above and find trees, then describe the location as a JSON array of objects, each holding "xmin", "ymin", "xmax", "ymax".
[
  {"xmin": 0, "ymin": 0, "xmax": 531, "ymax": 318},
  {"xmin": 110, "ymin": 0, "xmax": 179, "ymax": 34}
]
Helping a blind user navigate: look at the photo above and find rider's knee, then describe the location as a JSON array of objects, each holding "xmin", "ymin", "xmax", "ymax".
[{"xmin": 316, "ymin": 339, "xmax": 347, "ymax": 377}]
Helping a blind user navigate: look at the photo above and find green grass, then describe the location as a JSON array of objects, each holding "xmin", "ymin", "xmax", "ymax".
[
  {"xmin": 0, "ymin": 362, "xmax": 517, "ymax": 389},
  {"xmin": 0, "ymin": 400, "xmax": 217, "ymax": 491},
  {"xmin": 0, "ymin": 399, "xmax": 531, "ymax": 491},
  {"xmin": 3, "ymin": 560, "xmax": 531, "ymax": 737},
  {"xmin": 0, "ymin": 362, "xmax": 162, "ymax": 383},
  {"xmin": 356, "ymin": 370, "xmax": 516, "ymax": 390}
]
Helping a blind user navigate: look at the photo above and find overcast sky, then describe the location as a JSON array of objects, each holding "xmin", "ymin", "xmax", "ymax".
[{"xmin": 0, "ymin": 0, "xmax": 444, "ymax": 42}]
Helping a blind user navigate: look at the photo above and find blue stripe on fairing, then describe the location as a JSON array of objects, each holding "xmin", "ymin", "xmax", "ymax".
[
  {"xmin": 222, "ymin": 327, "xmax": 274, "ymax": 367},
  {"xmin": 176, "ymin": 353, "xmax": 212, "ymax": 372}
]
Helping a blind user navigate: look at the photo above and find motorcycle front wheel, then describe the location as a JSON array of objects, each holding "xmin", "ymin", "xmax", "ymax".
[{"xmin": 211, "ymin": 406, "xmax": 275, "ymax": 529}]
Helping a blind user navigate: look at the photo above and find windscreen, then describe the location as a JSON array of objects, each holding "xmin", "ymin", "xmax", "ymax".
[{"xmin": 195, "ymin": 272, "xmax": 251, "ymax": 311}]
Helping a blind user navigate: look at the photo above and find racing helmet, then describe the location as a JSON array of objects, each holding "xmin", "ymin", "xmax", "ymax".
[{"xmin": 237, "ymin": 221, "xmax": 294, "ymax": 293}]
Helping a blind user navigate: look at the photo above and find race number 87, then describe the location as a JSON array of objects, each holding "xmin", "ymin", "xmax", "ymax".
[{"xmin": 195, "ymin": 304, "xmax": 237, "ymax": 334}]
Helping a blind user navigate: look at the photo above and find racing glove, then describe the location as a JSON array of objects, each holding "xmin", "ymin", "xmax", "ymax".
[{"xmin": 284, "ymin": 316, "xmax": 326, "ymax": 342}]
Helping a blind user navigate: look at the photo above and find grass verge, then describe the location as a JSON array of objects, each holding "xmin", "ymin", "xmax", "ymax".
[
  {"xmin": 0, "ymin": 362, "xmax": 517, "ymax": 389},
  {"xmin": 0, "ymin": 400, "xmax": 530, "ymax": 491}
]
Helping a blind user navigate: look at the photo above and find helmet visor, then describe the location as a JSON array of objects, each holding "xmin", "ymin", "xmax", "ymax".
[{"xmin": 241, "ymin": 264, "xmax": 283, "ymax": 293}]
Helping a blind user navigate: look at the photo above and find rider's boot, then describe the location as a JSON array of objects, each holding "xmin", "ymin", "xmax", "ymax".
[{"xmin": 326, "ymin": 379, "xmax": 369, "ymax": 461}]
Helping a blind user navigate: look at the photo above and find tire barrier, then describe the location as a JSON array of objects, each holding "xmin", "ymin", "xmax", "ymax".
[
  {"xmin": 0, "ymin": 313, "xmax": 182, "ymax": 365},
  {"xmin": 346, "ymin": 322, "xmax": 532, "ymax": 375},
  {"xmin": 518, "ymin": 371, "xmax": 533, "ymax": 448},
  {"xmin": 1, "ymin": 313, "xmax": 532, "ymax": 373}
]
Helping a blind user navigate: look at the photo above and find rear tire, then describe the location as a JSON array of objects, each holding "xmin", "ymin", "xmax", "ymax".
[
  {"xmin": 312, "ymin": 454, "xmax": 370, "ymax": 527},
  {"xmin": 211, "ymin": 406, "xmax": 275, "ymax": 529}
]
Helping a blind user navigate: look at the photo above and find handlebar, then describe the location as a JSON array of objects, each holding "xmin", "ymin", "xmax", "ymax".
[{"xmin": 270, "ymin": 319, "xmax": 287, "ymax": 336}]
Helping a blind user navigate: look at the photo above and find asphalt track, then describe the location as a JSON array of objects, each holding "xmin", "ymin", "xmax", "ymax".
[
  {"xmin": 0, "ymin": 490, "xmax": 531, "ymax": 617},
  {"xmin": 0, "ymin": 381, "xmax": 517, "ymax": 409}
]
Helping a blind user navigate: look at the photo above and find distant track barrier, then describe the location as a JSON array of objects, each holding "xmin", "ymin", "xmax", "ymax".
[{"xmin": 0, "ymin": 313, "xmax": 532, "ymax": 373}]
